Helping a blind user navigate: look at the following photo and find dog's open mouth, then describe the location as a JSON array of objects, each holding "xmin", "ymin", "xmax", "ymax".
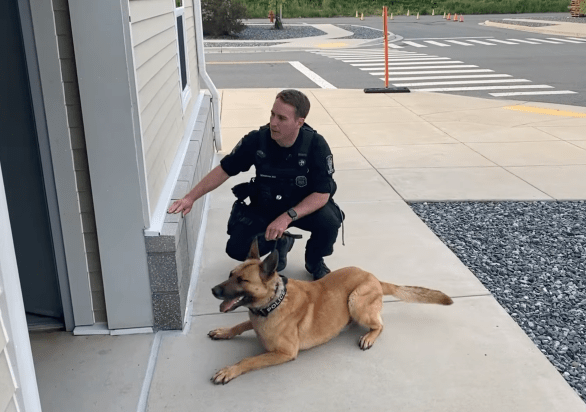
[{"xmin": 220, "ymin": 296, "xmax": 249, "ymax": 313}]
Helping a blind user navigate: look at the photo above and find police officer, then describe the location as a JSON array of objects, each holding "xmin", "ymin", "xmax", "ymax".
[{"xmin": 168, "ymin": 90, "xmax": 343, "ymax": 280}]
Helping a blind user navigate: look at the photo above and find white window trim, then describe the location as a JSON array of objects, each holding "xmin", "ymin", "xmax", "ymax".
[{"xmin": 174, "ymin": 4, "xmax": 192, "ymax": 112}]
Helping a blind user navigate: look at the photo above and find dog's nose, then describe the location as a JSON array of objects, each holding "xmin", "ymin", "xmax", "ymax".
[{"xmin": 212, "ymin": 285, "xmax": 224, "ymax": 299}]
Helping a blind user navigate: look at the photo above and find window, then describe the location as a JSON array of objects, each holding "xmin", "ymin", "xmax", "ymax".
[{"xmin": 174, "ymin": 0, "xmax": 191, "ymax": 111}]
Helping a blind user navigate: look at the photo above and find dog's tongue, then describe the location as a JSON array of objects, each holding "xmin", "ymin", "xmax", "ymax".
[{"xmin": 220, "ymin": 298, "xmax": 240, "ymax": 313}]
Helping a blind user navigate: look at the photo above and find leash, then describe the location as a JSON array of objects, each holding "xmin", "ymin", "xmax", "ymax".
[{"xmin": 254, "ymin": 231, "xmax": 303, "ymax": 252}]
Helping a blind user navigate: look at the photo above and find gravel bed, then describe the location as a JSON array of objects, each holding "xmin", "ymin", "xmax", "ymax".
[
  {"xmin": 334, "ymin": 24, "xmax": 383, "ymax": 39},
  {"xmin": 204, "ymin": 24, "xmax": 326, "ymax": 41},
  {"xmin": 488, "ymin": 20, "xmax": 557, "ymax": 27},
  {"xmin": 409, "ymin": 201, "xmax": 586, "ymax": 402},
  {"xmin": 489, "ymin": 16, "xmax": 586, "ymax": 27}
]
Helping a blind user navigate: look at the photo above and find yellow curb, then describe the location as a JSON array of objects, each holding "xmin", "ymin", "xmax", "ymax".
[
  {"xmin": 503, "ymin": 105, "xmax": 586, "ymax": 118},
  {"xmin": 315, "ymin": 42, "xmax": 349, "ymax": 48}
]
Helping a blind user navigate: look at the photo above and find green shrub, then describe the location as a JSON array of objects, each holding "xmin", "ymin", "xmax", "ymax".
[{"xmin": 202, "ymin": 0, "xmax": 248, "ymax": 36}]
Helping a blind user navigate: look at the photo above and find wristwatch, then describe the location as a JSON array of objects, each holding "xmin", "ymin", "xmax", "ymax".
[{"xmin": 287, "ymin": 208, "xmax": 298, "ymax": 221}]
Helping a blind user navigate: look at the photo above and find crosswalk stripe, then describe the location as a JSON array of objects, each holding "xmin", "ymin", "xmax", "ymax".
[
  {"xmin": 468, "ymin": 40, "xmax": 496, "ymax": 45},
  {"xmin": 341, "ymin": 57, "xmax": 451, "ymax": 63},
  {"xmin": 384, "ymin": 74, "xmax": 512, "ymax": 81},
  {"xmin": 415, "ymin": 85, "xmax": 554, "ymax": 92},
  {"xmin": 445, "ymin": 40, "xmax": 473, "ymax": 46},
  {"xmin": 359, "ymin": 65, "xmax": 478, "ymax": 71},
  {"xmin": 388, "ymin": 43, "xmax": 404, "ymax": 48},
  {"xmin": 351, "ymin": 61, "xmax": 466, "ymax": 67},
  {"xmin": 383, "ymin": 69, "xmax": 494, "ymax": 75},
  {"xmin": 487, "ymin": 39, "xmax": 518, "ymax": 45},
  {"xmin": 527, "ymin": 38, "xmax": 562, "ymax": 44},
  {"xmin": 424, "ymin": 41, "xmax": 450, "ymax": 47},
  {"xmin": 390, "ymin": 79, "xmax": 531, "ymax": 87},
  {"xmin": 568, "ymin": 37, "xmax": 586, "ymax": 42},
  {"xmin": 490, "ymin": 90, "xmax": 578, "ymax": 96},
  {"xmin": 506, "ymin": 38, "xmax": 540, "ymax": 44},
  {"xmin": 546, "ymin": 38, "xmax": 585, "ymax": 44},
  {"xmin": 403, "ymin": 41, "xmax": 427, "ymax": 48}
]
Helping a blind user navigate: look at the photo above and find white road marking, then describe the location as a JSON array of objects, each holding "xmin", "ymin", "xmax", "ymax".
[
  {"xmin": 424, "ymin": 41, "xmax": 451, "ymax": 47},
  {"xmin": 568, "ymin": 37, "xmax": 586, "ymax": 42},
  {"xmin": 415, "ymin": 85, "xmax": 554, "ymax": 92},
  {"xmin": 490, "ymin": 90, "xmax": 578, "ymax": 96},
  {"xmin": 527, "ymin": 38, "xmax": 562, "ymax": 44},
  {"xmin": 359, "ymin": 64, "xmax": 478, "ymax": 71},
  {"xmin": 486, "ymin": 39, "xmax": 518, "ymax": 45},
  {"xmin": 506, "ymin": 38, "xmax": 540, "ymax": 44},
  {"xmin": 468, "ymin": 40, "xmax": 496, "ymax": 45},
  {"xmin": 384, "ymin": 69, "xmax": 494, "ymax": 75},
  {"xmin": 341, "ymin": 57, "xmax": 451, "ymax": 63},
  {"xmin": 546, "ymin": 38, "xmax": 585, "ymax": 44},
  {"xmin": 351, "ymin": 61, "xmax": 466, "ymax": 67},
  {"xmin": 445, "ymin": 40, "xmax": 473, "ymax": 46},
  {"xmin": 390, "ymin": 79, "xmax": 531, "ymax": 87},
  {"xmin": 288, "ymin": 61, "xmax": 336, "ymax": 89},
  {"xmin": 384, "ymin": 74, "xmax": 512, "ymax": 81},
  {"xmin": 403, "ymin": 41, "xmax": 427, "ymax": 47}
]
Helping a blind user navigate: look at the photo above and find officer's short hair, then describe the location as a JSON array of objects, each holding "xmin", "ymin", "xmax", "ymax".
[{"xmin": 276, "ymin": 89, "xmax": 310, "ymax": 119}]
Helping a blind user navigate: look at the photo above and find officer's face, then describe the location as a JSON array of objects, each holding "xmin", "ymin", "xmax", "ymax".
[{"xmin": 269, "ymin": 98, "xmax": 304, "ymax": 147}]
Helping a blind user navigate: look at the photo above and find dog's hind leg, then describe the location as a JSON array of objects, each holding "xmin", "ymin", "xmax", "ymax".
[{"xmin": 348, "ymin": 283, "xmax": 384, "ymax": 350}]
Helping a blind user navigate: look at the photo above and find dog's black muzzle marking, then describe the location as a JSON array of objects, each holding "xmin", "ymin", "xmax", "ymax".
[{"xmin": 212, "ymin": 285, "xmax": 224, "ymax": 299}]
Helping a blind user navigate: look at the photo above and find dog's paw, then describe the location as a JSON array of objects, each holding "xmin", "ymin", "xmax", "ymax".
[
  {"xmin": 208, "ymin": 328, "xmax": 235, "ymax": 340},
  {"xmin": 358, "ymin": 334, "xmax": 375, "ymax": 351},
  {"xmin": 211, "ymin": 366, "xmax": 240, "ymax": 385}
]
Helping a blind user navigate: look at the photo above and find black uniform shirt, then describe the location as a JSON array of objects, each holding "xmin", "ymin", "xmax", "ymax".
[{"xmin": 220, "ymin": 123, "xmax": 336, "ymax": 195}]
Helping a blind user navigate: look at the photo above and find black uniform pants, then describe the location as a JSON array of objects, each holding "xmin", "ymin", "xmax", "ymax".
[{"xmin": 226, "ymin": 200, "xmax": 343, "ymax": 265}]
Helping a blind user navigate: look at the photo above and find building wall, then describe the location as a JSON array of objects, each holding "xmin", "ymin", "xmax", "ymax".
[
  {"xmin": 129, "ymin": 0, "xmax": 201, "ymax": 217},
  {"xmin": 52, "ymin": 0, "xmax": 106, "ymax": 323},
  {"xmin": 0, "ymin": 309, "xmax": 17, "ymax": 412}
]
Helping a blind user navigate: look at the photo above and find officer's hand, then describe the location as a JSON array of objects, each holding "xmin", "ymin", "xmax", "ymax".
[
  {"xmin": 265, "ymin": 214, "xmax": 292, "ymax": 241},
  {"xmin": 168, "ymin": 197, "xmax": 194, "ymax": 216}
]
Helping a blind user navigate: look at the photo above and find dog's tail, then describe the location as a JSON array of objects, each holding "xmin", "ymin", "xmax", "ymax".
[{"xmin": 380, "ymin": 282, "xmax": 453, "ymax": 305}]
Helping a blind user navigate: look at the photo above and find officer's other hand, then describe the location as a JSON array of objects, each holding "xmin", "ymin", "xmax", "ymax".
[
  {"xmin": 265, "ymin": 214, "xmax": 291, "ymax": 241},
  {"xmin": 168, "ymin": 197, "xmax": 194, "ymax": 216}
]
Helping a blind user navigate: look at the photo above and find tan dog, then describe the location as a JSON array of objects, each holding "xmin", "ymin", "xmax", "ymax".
[{"xmin": 208, "ymin": 239, "xmax": 453, "ymax": 384}]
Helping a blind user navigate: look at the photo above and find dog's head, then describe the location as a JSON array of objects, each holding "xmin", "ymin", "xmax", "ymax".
[{"xmin": 211, "ymin": 238, "xmax": 279, "ymax": 313}]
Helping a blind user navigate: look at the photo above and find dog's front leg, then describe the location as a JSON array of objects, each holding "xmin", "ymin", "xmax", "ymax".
[
  {"xmin": 208, "ymin": 320, "xmax": 252, "ymax": 340},
  {"xmin": 212, "ymin": 350, "xmax": 297, "ymax": 385}
]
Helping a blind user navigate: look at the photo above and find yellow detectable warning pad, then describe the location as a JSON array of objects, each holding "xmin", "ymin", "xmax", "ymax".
[{"xmin": 503, "ymin": 105, "xmax": 586, "ymax": 118}]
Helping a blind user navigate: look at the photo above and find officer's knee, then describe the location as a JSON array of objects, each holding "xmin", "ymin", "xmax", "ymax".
[{"xmin": 226, "ymin": 237, "xmax": 249, "ymax": 262}]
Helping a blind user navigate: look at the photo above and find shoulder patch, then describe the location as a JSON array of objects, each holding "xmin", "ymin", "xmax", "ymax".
[
  {"xmin": 326, "ymin": 155, "xmax": 334, "ymax": 175},
  {"xmin": 230, "ymin": 138, "xmax": 243, "ymax": 155}
]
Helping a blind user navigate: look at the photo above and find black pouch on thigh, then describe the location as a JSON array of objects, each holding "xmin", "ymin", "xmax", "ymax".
[{"xmin": 227, "ymin": 201, "xmax": 256, "ymax": 235}]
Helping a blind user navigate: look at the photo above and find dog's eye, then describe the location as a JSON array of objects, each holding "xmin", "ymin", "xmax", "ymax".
[{"xmin": 237, "ymin": 277, "xmax": 248, "ymax": 284}]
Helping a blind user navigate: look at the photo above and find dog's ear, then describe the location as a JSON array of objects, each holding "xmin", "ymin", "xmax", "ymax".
[
  {"xmin": 261, "ymin": 250, "xmax": 279, "ymax": 279},
  {"xmin": 247, "ymin": 237, "xmax": 260, "ymax": 260}
]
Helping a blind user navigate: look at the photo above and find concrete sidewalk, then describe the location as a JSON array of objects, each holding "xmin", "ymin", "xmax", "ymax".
[{"xmin": 30, "ymin": 89, "xmax": 586, "ymax": 411}]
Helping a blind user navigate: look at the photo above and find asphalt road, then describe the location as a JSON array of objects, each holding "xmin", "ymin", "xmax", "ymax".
[{"xmin": 204, "ymin": 13, "xmax": 586, "ymax": 107}]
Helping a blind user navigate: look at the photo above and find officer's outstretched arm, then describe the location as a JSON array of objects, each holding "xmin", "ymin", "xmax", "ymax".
[{"xmin": 168, "ymin": 165, "xmax": 230, "ymax": 215}]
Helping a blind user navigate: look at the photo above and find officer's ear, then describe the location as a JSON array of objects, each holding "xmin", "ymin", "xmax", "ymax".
[{"xmin": 295, "ymin": 116, "xmax": 305, "ymax": 129}]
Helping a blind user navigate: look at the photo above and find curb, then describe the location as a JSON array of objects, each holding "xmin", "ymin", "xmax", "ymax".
[{"xmin": 484, "ymin": 20, "xmax": 586, "ymax": 38}]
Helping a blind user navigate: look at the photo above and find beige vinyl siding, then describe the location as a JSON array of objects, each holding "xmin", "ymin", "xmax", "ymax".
[
  {"xmin": 130, "ymin": 1, "xmax": 182, "ymax": 211},
  {"xmin": 54, "ymin": 0, "xmax": 107, "ymax": 324},
  {"xmin": 0, "ymin": 310, "xmax": 16, "ymax": 412},
  {"xmin": 184, "ymin": 3, "xmax": 200, "ymax": 94}
]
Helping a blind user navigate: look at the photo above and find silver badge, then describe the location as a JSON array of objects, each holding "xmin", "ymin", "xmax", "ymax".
[
  {"xmin": 298, "ymin": 159, "xmax": 306, "ymax": 167},
  {"xmin": 295, "ymin": 176, "xmax": 308, "ymax": 187},
  {"xmin": 326, "ymin": 155, "xmax": 334, "ymax": 175}
]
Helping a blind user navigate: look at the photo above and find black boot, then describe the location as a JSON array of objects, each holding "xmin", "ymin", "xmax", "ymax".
[
  {"xmin": 305, "ymin": 259, "xmax": 331, "ymax": 281},
  {"xmin": 276, "ymin": 235, "xmax": 295, "ymax": 272}
]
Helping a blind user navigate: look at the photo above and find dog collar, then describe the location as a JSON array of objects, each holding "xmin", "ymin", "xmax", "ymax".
[{"xmin": 249, "ymin": 275, "xmax": 288, "ymax": 317}]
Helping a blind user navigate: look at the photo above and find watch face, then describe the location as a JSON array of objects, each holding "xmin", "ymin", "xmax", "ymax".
[{"xmin": 288, "ymin": 209, "xmax": 297, "ymax": 219}]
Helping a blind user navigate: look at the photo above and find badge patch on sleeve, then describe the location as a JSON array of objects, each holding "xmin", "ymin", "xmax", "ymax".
[
  {"xmin": 230, "ymin": 138, "xmax": 243, "ymax": 155},
  {"xmin": 326, "ymin": 155, "xmax": 335, "ymax": 175}
]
